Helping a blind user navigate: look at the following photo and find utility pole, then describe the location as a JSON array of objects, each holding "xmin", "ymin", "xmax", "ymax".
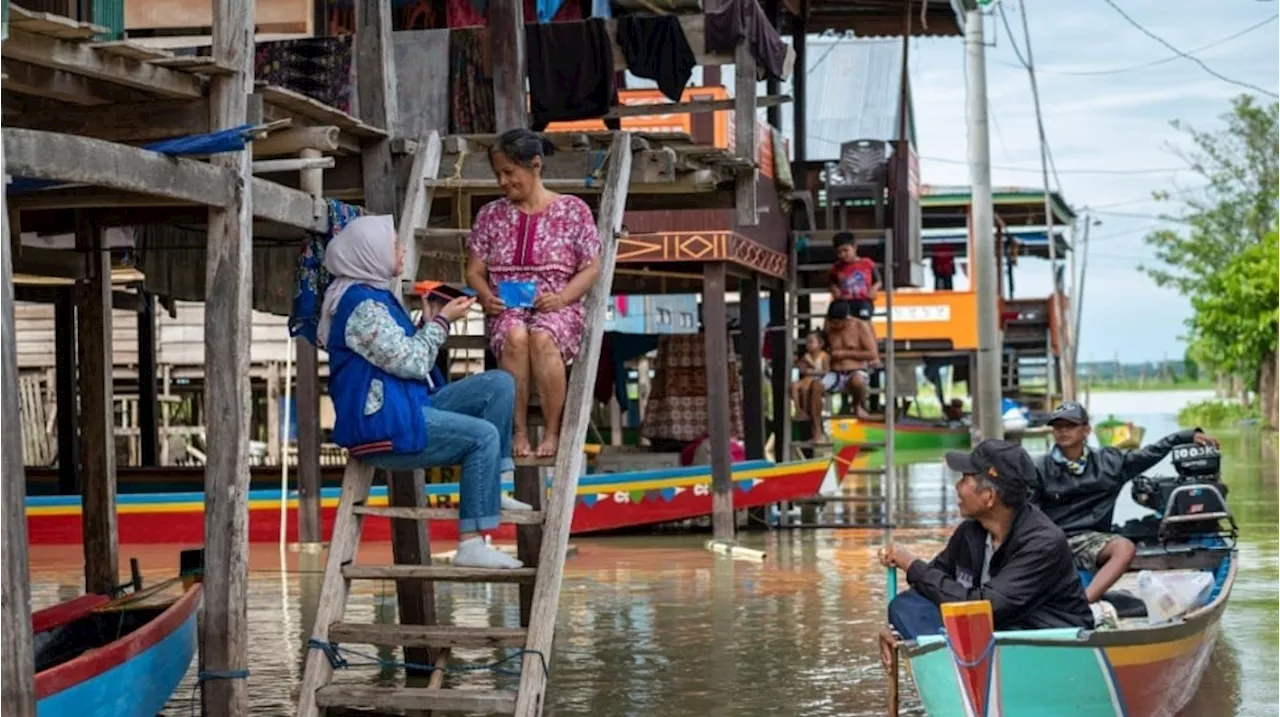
[
  {"xmin": 1071, "ymin": 216, "xmax": 1091, "ymax": 375},
  {"xmin": 966, "ymin": 6, "xmax": 1003, "ymax": 441}
]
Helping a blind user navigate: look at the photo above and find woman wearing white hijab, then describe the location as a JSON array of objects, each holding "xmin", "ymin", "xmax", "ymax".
[{"xmin": 320, "ymin": 215, "xmax": 528, "ymax": 569}]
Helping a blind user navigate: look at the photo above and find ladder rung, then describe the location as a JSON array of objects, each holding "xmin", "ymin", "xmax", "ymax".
[
  {"xmin": 513, "ymin": 455, "xmax": 556, "ymax": 468},
  {"xmin": 343, "ymin": 565, "xmax": 538, "ymax": 582},
  {"xmin": 416, "ymin": 227, "xmax": 471, "ymax": 239},
  {"xmin": 446, "ymin": 334, "xmax": 488, "ymax": 351},
  {"xmin": 791, "ymin": 440, "xmax": 834, "ymax": 448},
  {"xmin": 327, "ymin": 622, "xmax": 527, "ymax": 648},
  {"xmin": 315, "ymin": 685, "xmax": 516, "ymax": 714},
  {"xmin": 353, "ymin": 506, "xmax": 544, "ymax": 525},
  {"xmin": 790, "ymin": 495, "xmax": 886, "ymax": 504},
  {"xmin": 845, "ymin": 468, "xmax": 887, "ymax": 475}
]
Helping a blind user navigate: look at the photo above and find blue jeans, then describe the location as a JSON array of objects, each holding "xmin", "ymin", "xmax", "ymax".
[
  {"xmin": 369, "ymin": 370, "xmax": 516, "ymax": 533},
  {"xmin": 888, "ymin": 589, "xmax": 945, "ymax": 640}
]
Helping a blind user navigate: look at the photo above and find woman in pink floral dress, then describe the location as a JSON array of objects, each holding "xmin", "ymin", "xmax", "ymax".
[{"xmin": 466, "ymin": 129, "xmax": 602, "ymax": 458}]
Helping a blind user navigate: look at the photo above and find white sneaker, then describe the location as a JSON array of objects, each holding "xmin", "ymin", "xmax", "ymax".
[
  {"xmin": 454, "ymin": 537, "xmax": 524, "ymax": 569},
  {"xmin": 501, "ymin": 495, "xmax": 533, "ymax": 511}
]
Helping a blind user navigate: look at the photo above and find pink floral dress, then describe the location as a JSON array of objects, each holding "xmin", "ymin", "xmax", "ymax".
[{"xmin": 466, "ymin": 195, "xmax": 601, "ymax": 363}]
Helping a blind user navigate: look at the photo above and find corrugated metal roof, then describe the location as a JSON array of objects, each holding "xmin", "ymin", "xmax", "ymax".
[{"xmin": 777, "ymin": 36, "xmax": 915, "ymax": 162}]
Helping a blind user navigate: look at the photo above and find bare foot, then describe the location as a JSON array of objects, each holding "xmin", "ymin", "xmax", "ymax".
[
  {"xmin": 513, "ymin": 433, "xmax": 533, "ymax": 458},
  {"xmin": 855, "ymin": 406, "xmax": 871, "ymax": 419},
  {"xmin": 535, "ymin": 434, "xmax": 558, "ymax": 458}
]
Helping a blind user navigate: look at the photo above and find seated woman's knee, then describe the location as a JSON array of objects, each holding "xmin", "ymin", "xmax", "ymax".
[
  {"xmin": 504, "ymin": 328, "xmax": 530, "ymax": 354},
  {"xmin": 528, "ymin": 330, "xmax": 558, "ymax": 355}
]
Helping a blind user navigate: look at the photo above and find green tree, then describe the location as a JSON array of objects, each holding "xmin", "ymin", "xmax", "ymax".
[
  {"xmin": 1140, "ymin": 95, "xmax": 1278, "ymax": 296},
  {"xmin": 1185, "ymin": 231, "xmax": 1278, "ymax": 388}
]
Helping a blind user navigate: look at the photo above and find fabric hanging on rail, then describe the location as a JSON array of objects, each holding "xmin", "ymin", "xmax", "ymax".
[
  {"xmin": 641, "ymin": 333, "xmax": 745, "ymax": 443},
  {"xmin": 526, "ymin": 18, "xmax": 621, "ymax": 131},
  {"xmin": 704, "ymin": 0, "xmax": 793, "ymax": 81},
  {"xmin": 290, "ymin": 200, "xmax": 366, "ymax": 345},
  {"xmin": 255, "ymin": 35, "xmax": 354, "ymax": 114},
  {"xmin": 449, "ymin": 27, "xmax": 497, "ymax": 134},
  {"xmin": 615, "ymin": 13, "xmax": 696, "ymax": 102}
]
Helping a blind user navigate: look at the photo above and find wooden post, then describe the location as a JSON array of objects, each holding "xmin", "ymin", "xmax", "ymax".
[
  {"xmin": 489, "ymin": 0, "xmax": 527, "ymax": 130},
  {"xmin": 296, "ymin": 148, "xmax": 324, "ymax": 544},
  {"xmin": 267, "ymin": 362, "xmax": 282, "ymax": 465},
  {"xmin": 54, "ymin": 287, "xmax": 78, "ymax": 494},
  {"xmin": 74, "ymin": 212, "xmax": 117, "ymax": 595},
  {"xmin": 137, "ymin": 290, "xmax": 159, "ymax": 466},
  {"xmin": 790, "ymin": 0, "xmax": 808, "ymax": 173},
  {"xmin": 703, "ymin": 262, "xmax": 734, "ymax": 540},
  {"xmin": 160, "ymin": 364, "xmax": 172, "ymax": 466},
  {"xmin": 769, "ymin": 285, "xmax": 792, "ymax": 463},
  {"xmin": 201, "ymin": 0, "xmax": 255, "ymax": 707},
  {"xmin": 764, "ymin": 0, "xmax": 782, "ymax": 130},
  {"xmin": 356, "ymin": 0, "xmax": 435, "ymax": 674},
  {"xmin": 741, "ymin": 275, "xmax": 765, "ymax": 460},
  {"xmin": 2, "ymin": 161, "xmax": 38, "ymax": 717},
  {"xmin": 734, "ymin": 18, "xmax": 758, "ymax": 226}
]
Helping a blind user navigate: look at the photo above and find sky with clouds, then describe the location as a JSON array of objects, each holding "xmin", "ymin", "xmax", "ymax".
[{"xmin": 908, "ymin": 1, "xmax": 1278, "ymax": 363}]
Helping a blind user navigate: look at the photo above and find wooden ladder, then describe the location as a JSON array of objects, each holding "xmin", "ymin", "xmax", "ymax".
[{"xmin": 296, "ymin": 131, "xmax": 634, "ymax": 717}]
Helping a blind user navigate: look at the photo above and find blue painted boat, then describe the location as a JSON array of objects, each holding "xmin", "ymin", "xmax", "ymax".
[{"xmin": 33, "ymin": 576, "xmax": 201, "ymax": 717}]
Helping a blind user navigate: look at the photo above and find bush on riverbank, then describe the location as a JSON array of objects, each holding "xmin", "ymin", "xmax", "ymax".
[{"xmin": 1177, "ymin": 399, "xmax": 1261, "ymax": 430}]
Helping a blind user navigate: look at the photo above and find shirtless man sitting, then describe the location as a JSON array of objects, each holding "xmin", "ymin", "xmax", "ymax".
[{"xmin": 806, "ymin": 300, "xmax": 878, "ymax": 436}]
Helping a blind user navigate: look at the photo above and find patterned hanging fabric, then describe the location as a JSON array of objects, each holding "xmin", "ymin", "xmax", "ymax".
[{"xmin": 290, "ymin": 199, "xmax": 365, "ymax": 345}]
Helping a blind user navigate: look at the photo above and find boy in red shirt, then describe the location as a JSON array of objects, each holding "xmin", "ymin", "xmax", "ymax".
[{"xmin": 828, "ymin": 232, "xmax": 881, "ymax": 368}]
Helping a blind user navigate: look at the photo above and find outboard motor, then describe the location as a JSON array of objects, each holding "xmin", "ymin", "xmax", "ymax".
[
  {"xmin": 1129, "ymin": 443, "xmax": 1235, "ymax": 542},
  {"xmin": 1131, "ymin": 444, "xmax": 1227, "ymax": 515}
]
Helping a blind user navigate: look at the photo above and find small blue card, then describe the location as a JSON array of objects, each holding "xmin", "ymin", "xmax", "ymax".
[{"xmin": 498, "ymin": 281, "xmax": 537, "ymax": 309}]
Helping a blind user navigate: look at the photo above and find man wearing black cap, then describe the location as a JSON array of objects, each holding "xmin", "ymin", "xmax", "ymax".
[
  {"xmin": 1033, "ymin": 402, "xmax": 1219, "ymax": 603},
  {"xmin": 877, "ymin": 440, "xmax": 1092, "ymax": 663}
]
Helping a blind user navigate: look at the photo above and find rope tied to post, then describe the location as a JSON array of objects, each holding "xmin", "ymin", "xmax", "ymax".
[
  {"xmin": 306, "ymin": 638, "xmax": 549, "ymax": 679},
  {"xmin": 190, "ymin": 668, "xmax": 250, "ymax": 715},
  {"xmin": 584, "ymin": 149, "xmax": 608, "ymax": 188}
]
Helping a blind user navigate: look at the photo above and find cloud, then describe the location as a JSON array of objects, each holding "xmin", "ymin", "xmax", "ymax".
[{"xmin": 903, "ymin": 2, "xmax": 1276, "ymax": 361}]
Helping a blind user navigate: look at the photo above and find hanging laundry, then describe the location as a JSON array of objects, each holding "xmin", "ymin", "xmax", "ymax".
[
  {"xmin": 449, "ymin": 27, "xmax": 497, "ymax": 134},
  {"xmin": 616, "ymin": 13, "xmax": 696, "ymax": 102},
  {"xmin": 534, "ymin": 0, "xmax": 566, "ymax": 22},
  {"xmin": 526, "ymin": 18, "xmax": 621, "ymax": 131},
  {"xmin": 255, "ymin": 35, "xmax": 354, "ymax": 113},
  {"xmin": 447, "ymin": 0, "xmax": 579, "ymax": 27},
  {"xmin": 704, "ymin": 0, "xmax": 794, "ymax": 81}
]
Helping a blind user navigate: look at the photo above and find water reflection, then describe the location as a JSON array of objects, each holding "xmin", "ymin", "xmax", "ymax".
[{"xmin": 24, "ymin": 390, "xmax": 1276, "ymax": 716}]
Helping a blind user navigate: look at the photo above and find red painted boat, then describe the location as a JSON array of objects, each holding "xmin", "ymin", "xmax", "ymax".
[{"xmin": 27, "ymin": 453, "xmax": 844, "ymax": 545}]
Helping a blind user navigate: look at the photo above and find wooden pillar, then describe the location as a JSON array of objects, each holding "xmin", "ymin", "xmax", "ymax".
[
  {"xmin": 74, "ymin": 212, "xmax": 117, "ymax": 595},
  {"xmin": 734, "ymin": 18, "xmax": 758, "ymax": 226},
  {"xmin": 703, "ymin": 263, "xmax": 734, "ymax": 540},
  {"xmin": 356, "ymin": 0, "xmax": 434, "ymax": 674},
  {"xmin": 791, "ymin": 0, "xmax": 808, "ymax": 172},
  {"xmin": 54, "ymin": 288, "xmax": 78, "ymax": 494},
  {"xmin": 741, "ymin": 275, "xmax": 765, "ymax": 460},
  {"xmin": 200, "ymin": 0, "xmax": 255, "ymax": 708},
  {"xmin": 137, "ymin": 290, "xmax": 159, "ymax": 466},
  {"xmin": 2, "ymin": 165, "xmax": 38, "ymax": 717},
  {"xmin": 490, "ymin": 0, "xmax": 527, "ymax": 130},
  {"xmin": 296, "ymin": 148, "xmax": 324, "ymax": 545},
  {"xmin": 764, "ymin": 0, "xmax": 782, "ymax": 130},
  {"xmin": 769, "ymin": 285, "xmax": 792, "ymax": 463}
]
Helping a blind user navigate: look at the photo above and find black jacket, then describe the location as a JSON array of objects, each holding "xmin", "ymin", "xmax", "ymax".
[
  {"xmin": 1031, "ymin": 429, "xmax": 1199, "ymax": 536},
  {"xmin": 906, "ymin": 505, "xmax": 1094, "ymax": 631}
]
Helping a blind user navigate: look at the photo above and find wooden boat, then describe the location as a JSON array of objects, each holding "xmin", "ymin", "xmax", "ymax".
[
  {"xmin": 34, "ymin": 557, "xmax": 202, "ymax": 717},
  {"xmin": 899, "ymin": 456, "xmax": 1236, "ymax": 716},
  {"xmin": 826, "ymin": 417, "xmax": 971, "ymax": 452},
  {"xmin": 26, "ymin": 456, "xmax": 837, "ymax": 545},
  {"xmin": 1095, "ymin": 415, "xmax": 1146, "ymax": 449}
]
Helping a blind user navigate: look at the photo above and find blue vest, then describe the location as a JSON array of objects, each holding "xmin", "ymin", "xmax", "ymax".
[{"xmin": 326, "ymin": 285, "xmax": 444, "ymax": 457}]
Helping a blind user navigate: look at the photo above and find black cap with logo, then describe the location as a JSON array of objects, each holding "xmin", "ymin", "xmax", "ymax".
[
  {"xmin": 944, "ymin": 439, "xmax": 1036, "ymax": 502},
  {"xmin": 1048, "ymin": 402, "xmax": 1090, "ymax": 426}
]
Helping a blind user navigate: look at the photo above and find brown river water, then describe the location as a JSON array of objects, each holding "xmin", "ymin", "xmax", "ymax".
[{"xmin": 27, "ymin": 390, "xmax": 1279, "ymax": 716}]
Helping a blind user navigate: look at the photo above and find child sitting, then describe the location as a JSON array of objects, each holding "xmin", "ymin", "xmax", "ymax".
[
  {"xmin": 828, "ymin": 232, "xmax": 881, "ymax": 369},
  {"xmin": 789, "ymin": 330, "xmax": 830, "ymax": 421}
]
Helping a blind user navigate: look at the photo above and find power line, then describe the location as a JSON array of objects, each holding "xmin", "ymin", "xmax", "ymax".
[
  {"xmin": 1089, "ymin": 184, "xmax": 1210, "ymax": 209},
  {"xmin": 1098, "ymin": 0, "xmax": 1279, "ymax": 98},
  {"xmin": 990, "ymin": 13, "xmax": 1278, "ymax": 76},
  {"xmin": 919, "ymin": 155, "xmax": 1187, "ymax": 175}
]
